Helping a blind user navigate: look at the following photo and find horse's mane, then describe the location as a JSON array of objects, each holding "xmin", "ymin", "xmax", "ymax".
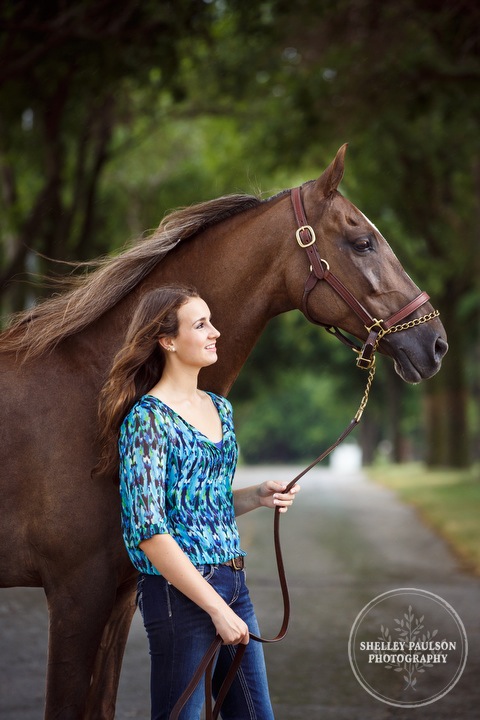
[{"xmin": 0, "ymin": 193, "xmax": 262, "ymax": 358}]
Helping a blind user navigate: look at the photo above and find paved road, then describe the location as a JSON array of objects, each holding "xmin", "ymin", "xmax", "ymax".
[{"xmin": 1, "ymin": 465, "xmax": 479, "ymax": 719}]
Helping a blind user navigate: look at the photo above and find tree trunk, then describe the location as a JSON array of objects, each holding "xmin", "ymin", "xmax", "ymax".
[
  {"xmin": 384, "ymin": 362, "xmax": 411, "ymax": 463},
  {"xmin": 424, "ymin": 303, "xmax": 470, "ymax": 468}
]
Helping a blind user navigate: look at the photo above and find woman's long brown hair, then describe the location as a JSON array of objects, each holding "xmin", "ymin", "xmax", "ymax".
[{"xmin": 95, "ymin": 284, "xmax": 199, "ymax": 481}]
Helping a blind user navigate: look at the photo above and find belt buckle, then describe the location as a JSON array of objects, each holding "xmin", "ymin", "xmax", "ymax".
[{"xmin": 231, "ymin": 556, "xmax": 243, "ymax": 571}]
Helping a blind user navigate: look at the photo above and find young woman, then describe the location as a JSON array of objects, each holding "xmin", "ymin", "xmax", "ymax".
[{"xmin": 97, "ymin": 284, "xmax": 299, "ymax": 720}]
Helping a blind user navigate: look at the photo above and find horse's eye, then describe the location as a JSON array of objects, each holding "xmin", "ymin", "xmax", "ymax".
[{"xmin": 353, "ymin": 237, "xmax": 371, "ymax": 252}]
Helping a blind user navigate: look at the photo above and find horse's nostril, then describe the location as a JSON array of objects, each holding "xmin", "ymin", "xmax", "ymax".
[{"xmin": 435, "ymin": 337, "xmax": 448, "ymax": 362}]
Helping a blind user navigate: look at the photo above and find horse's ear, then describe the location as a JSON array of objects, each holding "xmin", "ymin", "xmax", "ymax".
[{"xmin": 315, "ymin": 143, "xmax": 348, "ymax": 197}]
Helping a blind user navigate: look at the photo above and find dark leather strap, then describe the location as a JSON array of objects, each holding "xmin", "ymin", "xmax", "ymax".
[
  {"xmin": 383, "ymin": 291, "xmax": 430, "ymax": 329},
  {"xmin": 291, "ymin": 186, "xmax": 431, "ymax": 354},
  {"xmin": 169, "ymin": 637, "xmax": 221, "ymax": 720}
]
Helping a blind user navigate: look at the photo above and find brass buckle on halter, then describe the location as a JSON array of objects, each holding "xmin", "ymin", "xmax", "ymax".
[
  {"xmin": 309, "ymin": 259, "xmax": 329, "ymax": 273},
  {"xmin": 296, "ymin": 225, "xmax": 316, "ymax": 248},
  {"xmin": 355, "ymin": 319, "xmax": 386, "ymax": 369},
  {"xmin": 356, "ymin": 352, "xmax": 376, "ymax": 370},
  {"xmin": 365, "ymin": 318, "xmax": 386, "ymax": 337}
]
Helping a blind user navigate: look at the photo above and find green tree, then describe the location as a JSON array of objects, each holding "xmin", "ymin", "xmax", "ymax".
[
  {"xmin": 2, "ymin": 0, "xmax": 477, "ymax": 467},
  {"xmin": 210, "ymin": 0, "xmax": 480, "ymax": 467},
  {"xmin": 315, "ymin": 0, "xmax": 480, "ymax": 468},
  {"xmin": 0, "ymin": 0, "xmax": 216, "ymax": 313}
]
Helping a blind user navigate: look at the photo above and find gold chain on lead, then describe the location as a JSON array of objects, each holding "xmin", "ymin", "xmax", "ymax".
[
  {"xmin": 353, "ymin": 309, "xmax": 440, "ymax": 423},
  {"xmin": 355, "ymin": 361, "xmax": 376, "ymax": 422}
]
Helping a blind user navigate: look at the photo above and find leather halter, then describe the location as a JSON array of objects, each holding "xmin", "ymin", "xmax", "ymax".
[{"xmin": 291, "ymin": 185, "xmax": 431, "ymax": 369}]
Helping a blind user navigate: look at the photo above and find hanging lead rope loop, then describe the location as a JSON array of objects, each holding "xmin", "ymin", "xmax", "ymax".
[{"xmin": 169, "ymin": 358, "xmax": 376, "ymax": 720}]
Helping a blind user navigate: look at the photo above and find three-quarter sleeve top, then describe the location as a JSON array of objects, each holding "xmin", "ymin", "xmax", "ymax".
[{"xmin": 118, "ymin": 392, "xmax": 245, "ymax": 575}]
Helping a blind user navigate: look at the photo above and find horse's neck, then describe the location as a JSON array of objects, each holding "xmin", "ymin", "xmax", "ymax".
[
  {"xmin": 75, "ymin": 196, "xmax": 293, "ymax": 396},
  {"xmin": 145, "ymin": 199, "xmax": 294, "ymax": 394}
]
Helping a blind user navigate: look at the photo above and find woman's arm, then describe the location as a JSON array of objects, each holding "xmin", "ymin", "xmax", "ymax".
[
  {"xmin": 233, "ymin": 481, "xmax": 300, "ymax": 517},
  {"xmin": 139, "ymin": 533, "xmax": 249, "ymax": 645}
]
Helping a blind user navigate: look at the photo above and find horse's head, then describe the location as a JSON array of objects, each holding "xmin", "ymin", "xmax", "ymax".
[{"xmin": 285, "ymin": 145, "xmax": 448, "ymax": 383}]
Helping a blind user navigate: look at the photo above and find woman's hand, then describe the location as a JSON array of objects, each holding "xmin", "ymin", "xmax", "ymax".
[
  {"xmin": 257, "ymin": 480, "xmax": 300, "ymax": 513},
  {"xmin": 233, "ymin": 480, "xmax": 301, "ymax": 516},
  {"xmin": 140, "ymin": 533, "xmax": 249, "ymax": 645},
  {"xmin": 210, "ymin": 604, "xmax": 250, "ymax": 645}
]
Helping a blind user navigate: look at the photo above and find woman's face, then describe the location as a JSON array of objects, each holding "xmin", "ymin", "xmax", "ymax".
[{"xmin": 164, "ymin": 296, "xmax": 220, "ymax": 369}]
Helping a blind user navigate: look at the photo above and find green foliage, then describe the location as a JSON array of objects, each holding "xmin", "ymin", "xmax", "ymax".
[
  {"xmin": 230, "ymin": 312, "xmax": 363, "ymax": 400},
  {"xmin": 230, "ymin": 312, "xmax": 426, "ymax": 464},
  {"xmin": 1, "ymin": 0, "xmax": 478, "ymax": 466},
  {"xmin": 0, "ymin": 0, "xmax": 216, "ymax": 303},
  {"xmin": 235, "ymin": 370, "xmax": 351, "ymax": 464}
]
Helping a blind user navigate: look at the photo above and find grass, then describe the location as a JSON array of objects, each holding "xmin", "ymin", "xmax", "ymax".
[{"xmin": 367, "ymin": 463, "xmax": 480, "ymax": 575}]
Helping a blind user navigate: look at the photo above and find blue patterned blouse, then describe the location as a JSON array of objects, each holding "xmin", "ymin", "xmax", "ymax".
[{"xmin": 118, "ymin": 392, "xmax": 245, "ymax": 575}]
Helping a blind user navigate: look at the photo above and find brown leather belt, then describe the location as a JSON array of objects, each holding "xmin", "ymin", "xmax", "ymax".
[{"xmin": 222, "ymin": 556, "xmax": 245, "ymax": 570}]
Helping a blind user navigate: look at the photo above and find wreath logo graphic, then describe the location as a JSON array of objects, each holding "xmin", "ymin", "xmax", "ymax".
[
  {"xmin": 379, "ymin": 605, "xmax": 443, "ymax": 690},
  {"xmin": 348, "ymin": 588, "xmax": 468, "ymax": 708}
]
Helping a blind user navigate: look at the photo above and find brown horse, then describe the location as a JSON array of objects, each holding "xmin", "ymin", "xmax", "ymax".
[{"xmin": 0, "ymin": 145, "xmax": 447, "ymax": 719}]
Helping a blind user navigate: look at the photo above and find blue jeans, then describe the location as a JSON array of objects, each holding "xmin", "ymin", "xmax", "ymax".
[{"xmin": 137, "ymin": 565, "xmax": 274, "ymax": 720}]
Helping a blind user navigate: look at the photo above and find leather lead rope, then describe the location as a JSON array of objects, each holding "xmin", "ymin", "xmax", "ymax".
[
  {"xmin": 169, "ymin": 412, "xmax": 365, "ymax": 720},
  {"xmin": 170, "ymin": 365, "xmax": 375, "ymax": 720},
  {"xmin": 169, "ymin": 186, "xmax": 440, "ymax": 720}
]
